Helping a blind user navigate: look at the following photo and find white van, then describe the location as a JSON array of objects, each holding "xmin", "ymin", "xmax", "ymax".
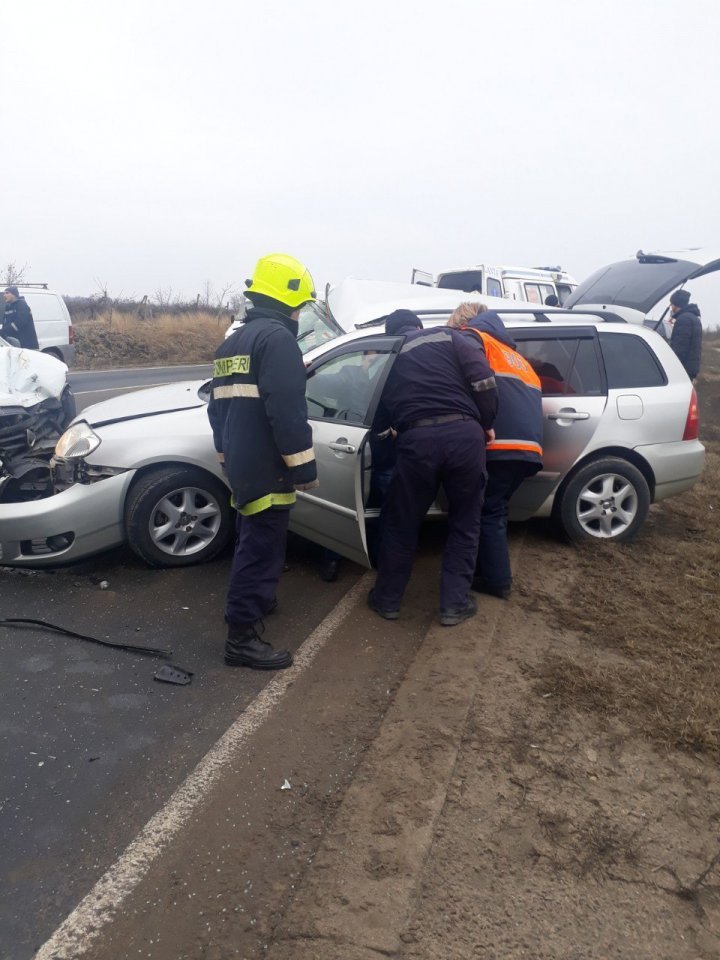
[
  {"xmin": 1, "ymin": 283, "xmax": 75, "ymax": 364},
  {"xmin": 412, "ymin": 264, "xmax": 578, "ymax": 305}
]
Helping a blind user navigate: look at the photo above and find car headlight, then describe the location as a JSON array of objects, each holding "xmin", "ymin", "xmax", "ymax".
[{"xmin": 55, "ymin": 421, "xmax": 102, "ymax": 460}]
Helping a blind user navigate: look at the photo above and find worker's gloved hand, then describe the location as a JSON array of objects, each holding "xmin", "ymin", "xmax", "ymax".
[{"xmin": 295, "ymin": 479, "xmax": 320, "ymax": 492}]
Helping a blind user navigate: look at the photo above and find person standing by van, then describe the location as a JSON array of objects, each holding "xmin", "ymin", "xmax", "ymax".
[{"xmin": 1, "ymin": 286, "xmax": 39, "ymax": 349}]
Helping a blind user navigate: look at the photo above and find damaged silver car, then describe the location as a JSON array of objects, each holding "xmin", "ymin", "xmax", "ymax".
[{"xmin": 0, "ymin": 337, "xmax": 75, "ymax": 503}]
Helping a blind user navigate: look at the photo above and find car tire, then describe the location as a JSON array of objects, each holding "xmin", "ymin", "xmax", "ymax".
[
  {"xmin": 61, "ymin": 386, "xmax": 76, "ymax": 427},
  {"xmin": 557, "ymin": 457, "xmax": 650, "ymax": 544},
  {"xmin": 125, "ymin": 466, "xmax": 233, "ymax": 567}
]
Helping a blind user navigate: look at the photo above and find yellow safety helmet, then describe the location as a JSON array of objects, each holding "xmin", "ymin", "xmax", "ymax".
[{"xmin": 245, "ymin": 253, "xmax": 316, "ymax": 309}]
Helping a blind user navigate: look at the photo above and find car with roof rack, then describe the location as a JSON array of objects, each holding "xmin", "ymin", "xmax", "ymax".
[{"xmin": 0, "ymin": 303, "xmax": 704, "ymax": 568}]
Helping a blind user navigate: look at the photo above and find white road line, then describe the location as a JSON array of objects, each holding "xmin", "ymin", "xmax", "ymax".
[
  {"xmin": 73, "ymin": 382, "xmax": 169, "ymax": 396},
  {"xmin": 72, "ymin": 364, "xmax": 212, "ymax": 376},
  {"xmin": 34, "ymin": 572, "xmax": 373, "ymax": 960}
]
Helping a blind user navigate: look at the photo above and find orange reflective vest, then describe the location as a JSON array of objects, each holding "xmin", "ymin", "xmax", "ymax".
[{"xmin": 462, "ymin": 327, "xmax": 544, "ymax": 462}]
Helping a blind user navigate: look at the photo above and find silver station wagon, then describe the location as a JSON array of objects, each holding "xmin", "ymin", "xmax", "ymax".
[{"xmin": 0, "ymin": 309, "xmax": 705, "ymax": 568}]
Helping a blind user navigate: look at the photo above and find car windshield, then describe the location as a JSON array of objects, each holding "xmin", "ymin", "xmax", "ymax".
[
  {"xmin": 296, "ymin": 301, "xmax": 344, "ymax": 354},
  {"xmin": 565, "ymin": 258, "xmax": 701, "ymax": 314},
  {"xmin": 437, "ymin": 271, "xmax": 484, "ymax": 293}
]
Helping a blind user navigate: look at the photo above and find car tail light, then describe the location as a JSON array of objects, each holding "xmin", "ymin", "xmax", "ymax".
[
  {"xmin": 682, "ymin": 387, "xmax": 699, "ymax": 440},
  {"xmin": 69, "ymin": 323, "xmax": 75, "ymax": 343}
]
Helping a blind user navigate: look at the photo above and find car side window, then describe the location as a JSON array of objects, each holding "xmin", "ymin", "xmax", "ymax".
[
  {"xmin": 599, "ymin": 333, "xmax": 667, "ymax": 388},
  {"xmin": 306, "ymin": 349, "xmax": 394, "ymax": 425},
  {"xmin": 486, "ymin": 277, "xmax": 502, "ymax": 298},
  {"xmin": 514, "ymin": 336, "xmax": 603, "ymax": 396},
  {"xmin": 567, "ymin": 339, "xmax": 604, "ymax": 395}
]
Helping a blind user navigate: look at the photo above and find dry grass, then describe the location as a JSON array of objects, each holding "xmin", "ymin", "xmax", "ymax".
[
  {"xmin": 73, "ymin": 310, "xmax": 228, "ymax": 369},
  {"xmin": 532, "ymin": 342, "xmax": 720, "ymax": 758}
]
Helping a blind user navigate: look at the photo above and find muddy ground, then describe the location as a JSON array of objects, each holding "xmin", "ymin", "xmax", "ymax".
[{"xmin": 49, "ymin": 345, "xmax": 720, "ymax": 960}]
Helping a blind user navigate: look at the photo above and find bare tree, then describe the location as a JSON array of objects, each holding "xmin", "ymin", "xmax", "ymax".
[
  {"xmin": 2, "ymin": 262, "xmax": 29, "ymax": 285},
  {"xmin": 214, "ymin": 281, "xmax": 238, "ymax": 321},
  {"xmin": 152, "ymin": 287, "xmax": 174, "ymax": 309}
]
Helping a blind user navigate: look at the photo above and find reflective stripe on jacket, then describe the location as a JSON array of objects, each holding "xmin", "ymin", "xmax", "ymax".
[
  {"xmin": 462, "ymin": 326, "xmax": 543, "ymax": 465},
  {"xmin": 207, "ymin": 307, "xmax": 316, "ymax": 514}
]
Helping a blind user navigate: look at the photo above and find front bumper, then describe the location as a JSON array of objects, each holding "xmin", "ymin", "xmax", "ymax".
[{"xmin": 0, "ymin": 470, "xmax": 136, "ymax": 566}]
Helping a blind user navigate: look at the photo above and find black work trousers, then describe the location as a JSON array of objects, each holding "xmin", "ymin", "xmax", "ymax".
[
  {"xmin": 476, "ymin": 460, "xmax": 540, "ymax": 589},
  {"xmin": 225, "ymin": 507, "xmax": 289, "ymax": 629},
  {"xmin": 373, "ymin": 418, "xmax": 487, "ymax": 611}
]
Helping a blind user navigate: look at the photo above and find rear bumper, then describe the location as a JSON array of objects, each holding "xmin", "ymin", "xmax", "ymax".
[
  {"xmin": 634, "ymin": 439, "xmax": 706, "ymax": 501},
  {"xmin": 0, "ymin": 470, "xmax": 135, "ymax": 566}
]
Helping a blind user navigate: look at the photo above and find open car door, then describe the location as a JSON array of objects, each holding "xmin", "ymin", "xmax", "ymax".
[
  {"xmin": 411, "ymin": 268, "xmax": 435, "ymax": 287},
  {"xmin": 290, "ymin": 335, "xmax": 401, "ymax": 567}
]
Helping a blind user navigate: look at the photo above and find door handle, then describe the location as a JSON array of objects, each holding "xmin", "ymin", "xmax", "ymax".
[
  {"xmin": 329, "ymin": 441, "xmax": 356, "ymax": 453},
  {"xmin": 547, "ymin": 410, "xmax": 590, "ymax": 421}
]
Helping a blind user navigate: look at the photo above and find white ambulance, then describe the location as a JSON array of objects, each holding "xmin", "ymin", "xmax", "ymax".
[{"xmin": 411, "ymin": 263, "xmax": 578, "ymax": 305}]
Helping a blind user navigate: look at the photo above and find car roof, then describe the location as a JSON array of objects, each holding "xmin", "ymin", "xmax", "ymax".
[{"xmin": 302, "ymin": 309, "xmax": 639, "ymax": 364}]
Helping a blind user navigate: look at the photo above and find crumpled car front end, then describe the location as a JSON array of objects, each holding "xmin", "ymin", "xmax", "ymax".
[{"xmin": 0, "ymin": 344, "xmax": 74, "ymax": 502}]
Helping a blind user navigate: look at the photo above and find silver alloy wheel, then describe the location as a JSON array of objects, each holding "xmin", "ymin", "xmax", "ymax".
[
  {"xmin": 575, "ymin": 472, "xmax": 639, "ymax": 539},
  {"xmin": 149, "ymin": 485, "xmax": 223, "ymax": 557}
]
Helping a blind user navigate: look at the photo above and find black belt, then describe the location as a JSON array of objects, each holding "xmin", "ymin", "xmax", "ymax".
[{"xmin": 404, "ymin": 413, "xmax": 473, "ymax": 431}]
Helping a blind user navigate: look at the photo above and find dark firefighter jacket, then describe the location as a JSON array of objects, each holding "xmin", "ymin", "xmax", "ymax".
[
  {"xmin": 460, "ymin": 312, "xmax": 543, "ymax": 467},
  {"xmin": 207, "ymin": 306, "xmax": 317, "ymax": 515},
  {"xmin": 375, "ymin": 325, "xmax": 498, "ymax": 433},
  {"xmin": 1, "ymin": 296, "xmax": 39, "ymax": 349},
  {"xmin": 670, "ymin": 304, "xmax": 702, "ymax": 379}
]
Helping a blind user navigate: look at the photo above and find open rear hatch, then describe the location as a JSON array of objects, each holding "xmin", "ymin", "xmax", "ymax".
[{"xmin": 565, "ymin": 248, "xmax": 720, "ymax": 322}]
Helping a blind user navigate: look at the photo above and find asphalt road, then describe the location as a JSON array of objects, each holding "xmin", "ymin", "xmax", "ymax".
[
  {"xmin": 0, "ymin": 538, "xmax": 362, "ymax": 959},
  {"xmin": 0, "ymin": 363, "xmax": 362, "ymax": 957},
  {"xmin": 69, "ymin": 364, "xmax": 213, "ymax": 411}
]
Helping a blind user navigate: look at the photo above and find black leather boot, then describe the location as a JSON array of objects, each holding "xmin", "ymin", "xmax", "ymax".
[{"xmin": 224, "ymin": 624, "xmax": 292, "ymax": 670}]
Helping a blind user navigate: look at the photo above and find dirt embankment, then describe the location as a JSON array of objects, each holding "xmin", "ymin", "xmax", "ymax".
[{"xmin": 72, "ymin": 312, "xmax": 228, "ymax": 369}]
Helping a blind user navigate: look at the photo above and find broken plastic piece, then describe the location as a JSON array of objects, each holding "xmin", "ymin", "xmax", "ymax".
[
  {"xmin": 154, "ymin": 663, "xmax": 194, "ymax": 686},
  {"xmin": 281, "ymin": 779, "xmax": 292, "ymax": 790}
]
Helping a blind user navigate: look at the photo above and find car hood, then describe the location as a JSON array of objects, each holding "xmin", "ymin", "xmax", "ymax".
[
  {"xmin": 0, "ymin": 345, "xmax": 67, "ymax": 408},
  {"xmin": 326, "ymin": 278, "xmax": 522, "ymax": 331},
  {"xmin": 565, "ymin": 247, "xmax": 720, "ymax": 320},
  {"xmin": 79, "ymin": 380, "xmax": 209, "ymax": 427}
]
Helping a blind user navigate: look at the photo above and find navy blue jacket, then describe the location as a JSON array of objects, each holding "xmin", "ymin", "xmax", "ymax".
[
  {"xmin": 376, "ymin": 326, "xmax": 498, "ymax": 432},
  {"xmin": 207, "ymin": 307, "xmax": 316, "ymax": 515},
  {"xmin": 1, "ymin": 296, "xmax": 39, "ymax": 349},
  {"xmin": 460, "ymin": 312, "xmax": 543, "ymax": 467},
  {"xmin": 670, "ymin": 304, "xmax": 702, "ymax": 379}
]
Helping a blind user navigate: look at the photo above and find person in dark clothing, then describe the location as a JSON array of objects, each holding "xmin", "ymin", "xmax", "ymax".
[
  {"xmin": 1, "ymin": 286, "xmax": 39, "ymax": 349},
  {"xmin": 669, "ymin": 289, "xmax": 702, "ymax": 380},
  {"xmin": 207, "ymin": 254, "xmax": 318, "ymax": 670},
  {"xmin": 449, "ymin": 305, "xmax": 543, "ymax": 598},
  {"xmin": 369, "ymin": 310, "xmax": 498, "ymax": 627},
  {"xmin": 544, "ymin": 294, "xmax": 559, "ymax": 307}
]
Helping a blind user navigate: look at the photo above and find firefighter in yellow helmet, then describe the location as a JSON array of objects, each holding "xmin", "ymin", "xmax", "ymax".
[{"xmin": 207, "ymin": 254, "xmax": 318, "ymax": 669}]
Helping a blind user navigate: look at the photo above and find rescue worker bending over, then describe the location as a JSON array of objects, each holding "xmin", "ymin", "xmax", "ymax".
[
  {"xmin": 449, "ymin": 303, "xmax": 543, "ymax": 598},
  {"xmin": 369, "ymin": 309, "xmax": 498, "ymax": 627},
  {"xmin": 207, "ymin": 253, "xmax": 318, "ymax": 670}
]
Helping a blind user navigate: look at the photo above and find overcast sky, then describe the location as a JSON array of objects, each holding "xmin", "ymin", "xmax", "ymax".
[{"xmin": 2, "ymin": 0, "xmax": 719, "ymax": 318}]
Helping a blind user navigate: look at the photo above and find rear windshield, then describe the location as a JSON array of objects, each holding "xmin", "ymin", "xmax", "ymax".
[{"xmin": 565, "ymin": 259, "xmax": 698, "ymax": 314}]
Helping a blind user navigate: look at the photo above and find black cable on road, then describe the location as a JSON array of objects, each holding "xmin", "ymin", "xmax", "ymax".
[{"xmin": 0, "ymin": 617, "xmax": 172, "ymax": 659}]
